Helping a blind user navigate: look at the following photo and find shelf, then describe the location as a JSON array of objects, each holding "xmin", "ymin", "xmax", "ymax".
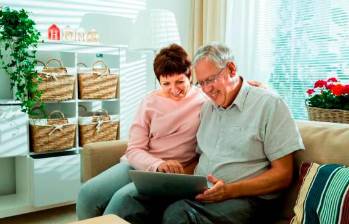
[
  {"xmin": 78, "ymin": 98, "xmax": 119, "ymax": 102},
  {"xmin": 0, "ymin": 41, "xmax": 123, "ymax": 218},
  {"xmin": 41, "ymin": 99, "xmax": 119, "ymax": 103},
  {"xmin": 29, "ymin": 148, "xmax": 78, "ymax": 157},
  {"xmin": 0, "ymin": 194, "xmax": 29, "ymax": 218},
  {"xmin": 0, "ymin": 100, "xmax": 21, "ymax": 105},
  {"xmin": 42, "ymin": 100, "xmax": 76, "ymax": 104},
  {"xmin": 37, "ymin": 40, "xmax": 128, "ymax": 54},
  {"xmin": 39, "ymin": 40, "xmax": 128, "ymax": 49}
]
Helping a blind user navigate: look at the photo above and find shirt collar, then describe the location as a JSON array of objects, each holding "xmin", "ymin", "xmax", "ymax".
[{"xmin": 216, "ymin": 77, "xmax": 250, "ymax": 112}]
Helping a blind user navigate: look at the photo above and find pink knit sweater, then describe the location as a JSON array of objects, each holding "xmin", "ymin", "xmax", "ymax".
[{"xmin": 125, "ymin": 87, "xmax": 206, "ymax": 171}]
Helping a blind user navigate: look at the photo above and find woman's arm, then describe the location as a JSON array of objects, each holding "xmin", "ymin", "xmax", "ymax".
[{"xmin": 125, "ymin": 99, "xmax": 165, "ymax": 172}]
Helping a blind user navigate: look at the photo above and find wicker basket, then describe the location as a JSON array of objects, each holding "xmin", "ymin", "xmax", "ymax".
[
  {"xmin": 30, "ymin": 111, "xmax": 76, "ymax": 153},
  {"xmin": 306, "ymin": 105, "xmax": 349, "ymax": 124},
  {"xmin": 78, "ymin": 109, "xmax": 119, "ymax": 146},
  {"xmin": 37, "ymin": 59, "xmax": 75, "ymax": 101},
  {"xmin": 78, "ymin": 61, "xmax": 118, "ymax": 99}
]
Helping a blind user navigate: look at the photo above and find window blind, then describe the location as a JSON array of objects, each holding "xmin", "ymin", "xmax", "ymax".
[
  {"xmin": 228, "ymin": 0, "xmax": 349, "ymax": 119},
  {"xmin": 269, "ymin": 0, "xmax": 349, "ymax": 119}
]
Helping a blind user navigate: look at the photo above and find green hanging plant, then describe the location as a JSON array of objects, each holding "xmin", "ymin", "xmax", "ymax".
[{"xmin": 0, "ymin": 6, "xmax": 43, "ymax": 114}]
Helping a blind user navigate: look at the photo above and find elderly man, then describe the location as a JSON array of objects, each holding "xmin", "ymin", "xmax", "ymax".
[{"xmin": 162, "ymin": 43, "xmax": 304, "ymax": 224}]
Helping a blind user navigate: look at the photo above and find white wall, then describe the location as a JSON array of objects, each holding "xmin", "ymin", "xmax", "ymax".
[
  {"xmin": 0, "ymin": 0, "xmax": 193, "ymax": 49},
  {"xmin": 0, "ymin": 0, "xmax": 193, "ymax": 134}
]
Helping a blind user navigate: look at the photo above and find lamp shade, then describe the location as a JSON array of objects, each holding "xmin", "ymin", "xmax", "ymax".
[{"xmin": 129, "ymin": 9, "xmax": 181, "ymax": 50}]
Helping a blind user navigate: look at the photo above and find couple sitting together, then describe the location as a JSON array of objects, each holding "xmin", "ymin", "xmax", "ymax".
[{"xmin": 77, "ymin": 43, "xmax": 304, "ymax": 224}]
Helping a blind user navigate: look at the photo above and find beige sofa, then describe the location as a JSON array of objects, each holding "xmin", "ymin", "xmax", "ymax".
[{"xmin": 81, "ymin": 120, "xmax": 349, "ymax": 223}]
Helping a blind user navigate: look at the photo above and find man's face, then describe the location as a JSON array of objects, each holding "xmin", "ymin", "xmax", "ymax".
[{"xmin": 195, "ymin": 59, "xmax": 234, "ymax": 107}]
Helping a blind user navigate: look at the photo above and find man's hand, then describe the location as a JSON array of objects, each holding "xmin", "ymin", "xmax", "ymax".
[
  {"xmin": 157, "ymin": 160, "xmax": 185, "ymax": 174},
  {"xmin": 195, "ymin": 175, "xmax": 227, "ymax": 202},
  {"xmin": 247, "ymin": 80, "xmax": 268, "ymax": 89}
]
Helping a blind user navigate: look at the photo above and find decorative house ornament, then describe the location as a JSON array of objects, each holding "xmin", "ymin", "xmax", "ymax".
[
  {"xmin": 86, "ymin": 29, "xmax": 100, "ymax": 43},
  {"xmin": 75, "ymin": 27, "xmax": 85, "ymax": 42},
  {"xmin": 62, "ymin": 25, "xmax": 75, "ymax": 41},
  {"xmin": 48, "ymin": 24, "xmax": 60, "ymax": 40}
]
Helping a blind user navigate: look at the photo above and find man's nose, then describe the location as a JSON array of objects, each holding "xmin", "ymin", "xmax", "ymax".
[{"xmin": 202, "ymin": 83, "xmax": 213, "ymax": 92}]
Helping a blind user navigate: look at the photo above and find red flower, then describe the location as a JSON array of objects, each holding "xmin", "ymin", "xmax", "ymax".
[
  {"xmin": 327, "ymin": 77, "xmax": 338, "ymax": 82},
  {"xmin": 325, "ymin": 82, "xmax": 335, "ymax": 90},
  {"xmin": 343, "ymin": 84, "xmax": 349, "ymax": 94},
  {"xmin": 306, "ymin": 89, "xmax": 315, "ymax": 95},
  {"xmin": 330, "ymin": 84, "xmax": 344, "ymax": 96},
  {"xmin": 314, "ymin": 80, "xmax": 327, "ymax": 88}
]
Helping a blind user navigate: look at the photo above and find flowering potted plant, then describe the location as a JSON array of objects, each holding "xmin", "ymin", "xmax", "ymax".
[{"xmin": 306, "ymin": 77, "xmax": 349, "ymax": 123}]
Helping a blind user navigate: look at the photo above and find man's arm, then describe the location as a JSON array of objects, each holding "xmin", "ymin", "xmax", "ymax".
[{"xmin": 195, "ymin": 154, "xmax": 294, "ymax": 202}]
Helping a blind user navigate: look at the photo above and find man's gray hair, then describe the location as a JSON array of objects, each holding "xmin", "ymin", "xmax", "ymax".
[{"xmin": 193, "ymin": 42, "xmax": 235, "ymax": 69}]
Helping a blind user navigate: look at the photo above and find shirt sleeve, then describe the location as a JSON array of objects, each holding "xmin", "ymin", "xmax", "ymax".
[
  {"xmin": 264, "ymin": 97, "xmax": 305, "ymax": 161},
  {"xmin": 125, "ymin": 98, "xmax": 165, "ymax": 171}
]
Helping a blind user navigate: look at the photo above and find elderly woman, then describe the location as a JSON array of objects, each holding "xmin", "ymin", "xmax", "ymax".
[{"xmin": 76, "ymin": 44, "xmax": 206, "ymax": 220}]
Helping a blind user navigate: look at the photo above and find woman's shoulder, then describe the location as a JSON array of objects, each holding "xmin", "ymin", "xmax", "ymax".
[
  {"xmin": 141, "ymin": 87, "xmax": 206, "ymax": 106},
  {"xmin": 139, "ymin": 90, "xmax": 168, "ymax": 107}
]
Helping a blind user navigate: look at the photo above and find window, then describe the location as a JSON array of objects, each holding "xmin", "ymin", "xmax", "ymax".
[{"xmin": 226, "ymin": 0, "xmax": 349, "ymax": 119}]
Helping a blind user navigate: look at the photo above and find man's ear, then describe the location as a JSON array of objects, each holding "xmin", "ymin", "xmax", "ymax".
[{"xmin": 226, "ymin": 62, "xmax": 237, "ymax": 77}]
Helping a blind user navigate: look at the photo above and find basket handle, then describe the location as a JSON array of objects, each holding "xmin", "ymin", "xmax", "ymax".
[
  {"xmin": 77, "ymin": 62, "xmax": 88, "ymax": 68},
  {"xmin": 36, "ymin": 60, "xmax": 46, "ymax": 67},
  {"xmin": 93, "ymin": 109, "xmax": 109, "ymax": 117},
  {"xmin": 92, "ymin": 60, "xmax": 110, "ymax": 75},
  {"xmin": 48, "ymin": 110, "xmax": 65, "ymax": 119},
  {"xmin": 78, "ymin": 104, "xmax": 87, "ymax": 111},
  {"xmin": 44, "ymin": 58, "xmax": 64, "ymax": 69},
  {"xmin": 78, "ymin": 105, "xmax": 88, "ymax": 116}
]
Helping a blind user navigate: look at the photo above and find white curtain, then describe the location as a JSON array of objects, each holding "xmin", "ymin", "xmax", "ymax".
[
  {"xmin": 225, "ymin": 0, "xmax": 275, "ymax": 83},
  {"xmin": 191, "ymin": 0, "xmax": 227, "ymax": 58}
]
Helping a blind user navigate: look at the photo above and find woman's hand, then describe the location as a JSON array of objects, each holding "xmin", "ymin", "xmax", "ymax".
[
  {"xmin": 157, "ymin": 160, "xmax": 185, "ymax": 174},
  {"xmin": 247, "ymin": 80, "xmax": 268, "ymax": 89},
  {"xmin": 195, "ymin": 175, "xmax": 228, "ymax": 202}
]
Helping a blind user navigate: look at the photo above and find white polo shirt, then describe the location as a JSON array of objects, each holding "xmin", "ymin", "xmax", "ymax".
[{"xmin": 195, "ymin": 81, "xmax": 304, "ymax": 185}]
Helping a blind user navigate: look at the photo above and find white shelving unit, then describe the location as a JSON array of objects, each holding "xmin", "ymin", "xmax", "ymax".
[{"xmin": 0, "ymin": 41, "xmax": 128, "ymax": 218}]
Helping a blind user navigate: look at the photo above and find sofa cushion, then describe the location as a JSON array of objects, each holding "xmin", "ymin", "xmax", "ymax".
[
  {"xmin": 290, "ymin": 162, "xmax": 349, "ymax": 224},
  {"xmin": 295, "ymin": 120, "xmax": 349, "ymax": 167},
  {"xmin": 279, "ymin": 120, "xmax": 349, "ymax": 221}
]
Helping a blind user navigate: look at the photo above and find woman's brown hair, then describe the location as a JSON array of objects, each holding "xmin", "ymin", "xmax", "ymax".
[{"xmin": 153, "ymin": 44, "xmax": 191, "ymax": 81}]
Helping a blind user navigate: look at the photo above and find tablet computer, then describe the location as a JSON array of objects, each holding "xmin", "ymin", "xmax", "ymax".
[{"xmin": 129, "ymin": 170, "xmax": 207, "ymax": 199}]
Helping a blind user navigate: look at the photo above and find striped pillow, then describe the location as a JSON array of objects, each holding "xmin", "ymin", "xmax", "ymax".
[{"xmin": 291, "ymin": 162, "xmax": 349, "ymax": 224}]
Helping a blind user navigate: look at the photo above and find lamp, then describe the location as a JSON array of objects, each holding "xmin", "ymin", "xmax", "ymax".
[
  {"xmin": 129, "ymin": 9, "xmax": 182, "ymax": 89},
  {"xmin": 129, "ymin": 9, "xmax": 181, "ymax": 51}
]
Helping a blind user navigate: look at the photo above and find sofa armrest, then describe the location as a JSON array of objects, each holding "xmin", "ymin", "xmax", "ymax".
[{"xmin": 81, "ymin": 140, "xmax": 128, "ymax": 182}]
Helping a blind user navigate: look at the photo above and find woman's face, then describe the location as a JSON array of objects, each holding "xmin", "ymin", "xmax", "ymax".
[{"xmin": 159, "ymin": 73, "xmax": 191, "ymax": 101}]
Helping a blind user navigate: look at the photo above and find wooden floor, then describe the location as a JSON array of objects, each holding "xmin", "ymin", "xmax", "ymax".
[{"xmin": 0, "ymin": 205, "xmax": 77, "ymax": 224}]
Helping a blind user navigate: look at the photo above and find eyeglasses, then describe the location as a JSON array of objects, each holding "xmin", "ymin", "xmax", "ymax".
[{"xmin": 196, "ymin": 66, "xmax": 226, "ymax": 88}]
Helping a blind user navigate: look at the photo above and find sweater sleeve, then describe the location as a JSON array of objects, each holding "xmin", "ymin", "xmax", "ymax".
[{"xmin": 125, "ymin": 98, "xmax": 165, "ymax": 171}]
